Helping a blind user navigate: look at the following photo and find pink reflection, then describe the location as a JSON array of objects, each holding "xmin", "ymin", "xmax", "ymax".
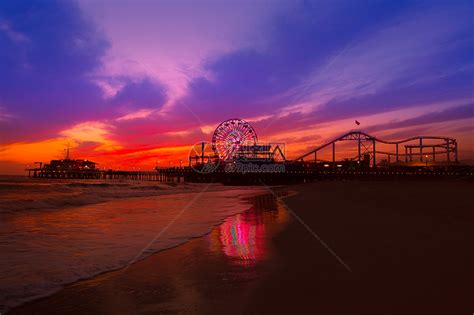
[
  {"xmin": 220, "ymin": 214, "xmax": 266, "ymax": 264},
  {"xmin": 209, "ymin": 193, "xmax": 290, "ymax": 266},
  {"xmin": 219, "ymin": 213, "xmax": 267, "ymax": 265}
]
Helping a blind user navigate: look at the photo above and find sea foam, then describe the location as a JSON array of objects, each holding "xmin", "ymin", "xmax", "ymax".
[{"xmin": 0, "ymin": 178, "xmax": 265, "ymax": 312}]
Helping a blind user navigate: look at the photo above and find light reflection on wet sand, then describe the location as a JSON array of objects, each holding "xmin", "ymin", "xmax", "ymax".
[
  {"xmin": 9, "ymin": 190, "xmax": 292, "ymax": 314},
  {"xmin": 0, "ymin": 186, "xmax": 268, "ymax": 312},
  {"xmin": 210, "ymin": 193, "xmax": 290, "ymax": 267}
]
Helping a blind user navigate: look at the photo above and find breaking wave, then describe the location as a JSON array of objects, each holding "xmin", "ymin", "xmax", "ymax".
[{"xmin": 0, "ymin": 178, "xmax": 204, "ymax": 214}]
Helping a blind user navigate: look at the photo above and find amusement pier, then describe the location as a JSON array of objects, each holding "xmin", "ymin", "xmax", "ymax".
[{"xmin": 26, "ymin": 119, "xmax": 473, "ymax": 183}]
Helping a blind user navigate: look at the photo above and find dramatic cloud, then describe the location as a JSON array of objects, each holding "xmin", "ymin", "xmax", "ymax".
[
  {"xmin": 0, "ymin": 1, "xmax": 169, "ymax": 143},
  {"xmin": 0, "ymin": 0, "xmax": 473, "ymax": 172},
  {"xmin": 78, "ymin": 0, "xmax": 290, "ymax": 103},
  {"xmin": 179, "ymin": 0, "xmax": 473, "ymax": 131},
  {"xmin": 0, "ymin": 0, "xmax": 109, "ymax": 141}
]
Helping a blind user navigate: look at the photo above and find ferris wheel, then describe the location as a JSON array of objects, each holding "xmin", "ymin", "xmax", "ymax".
[{"xmin": 211, "ymin": 118, "xmax": 258, "ymax": 160}]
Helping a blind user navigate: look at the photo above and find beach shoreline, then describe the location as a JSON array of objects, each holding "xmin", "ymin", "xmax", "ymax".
[
  {"xmin": 8, "ymin": 188, "xmax": 292, "ymax": 314},
  {"xmin": 0, "ymin": 180, "xmax": 272, "ymax": 313},
  {"xmin": 9, "ymin": 180, "xmax": 473, "ymax": 315}
]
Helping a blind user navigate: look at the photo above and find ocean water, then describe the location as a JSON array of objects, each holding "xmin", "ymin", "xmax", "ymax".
[{"xmin": 0, "ymin": 176, "xmax": 266, "ymax": 312}]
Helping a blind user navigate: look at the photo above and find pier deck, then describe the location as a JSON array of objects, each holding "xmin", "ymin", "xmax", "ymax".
[{"xmin": 26, "ymin": 166, "xmax": 474, "ymax": 184}]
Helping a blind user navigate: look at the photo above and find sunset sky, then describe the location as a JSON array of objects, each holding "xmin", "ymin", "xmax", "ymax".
[{"xmin": 0, "ymin": 0, "xmax": 473, "ymax": 174}]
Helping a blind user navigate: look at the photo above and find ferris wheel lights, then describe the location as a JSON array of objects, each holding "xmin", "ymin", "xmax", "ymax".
[{"xmin": 211, "ymin": 118, "xmax": 258, "ymax": 160}]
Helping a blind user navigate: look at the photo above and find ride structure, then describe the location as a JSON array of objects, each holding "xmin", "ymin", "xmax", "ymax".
[
  {"xmin": 294, "ymin": 130, "xmax": 458, "ymax": 167},
  {"xmin": 26, "ymin": 118, "xmax": 471, "ymax": 182},
  {"xmin": 211, "ymin": 118, "xmax": 258, "ymax": 160},
  {"xmin": 189, "ymin": 118, "xmax": 286, "ymax": 168}
]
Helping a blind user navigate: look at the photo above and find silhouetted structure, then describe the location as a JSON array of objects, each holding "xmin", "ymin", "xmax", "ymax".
[
  {"xmin": 26, "ymin": 127, "xmax": 471, "ymax": 183},
  {"xmin": 294, "ymin": 130, "xmax": 458, "ymax": 167},
  {"xmin": 27, "ymin": 144, "xmax": 97, "ymax": 177}
]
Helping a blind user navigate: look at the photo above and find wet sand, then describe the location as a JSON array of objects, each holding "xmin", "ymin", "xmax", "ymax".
[
  {"xmin": 10, "ymin": 192, "xmax": 291, "ymax": 314},
  {"xmin": 247, "ymin": 180, "xmax": 473, "ymax": 315},
  {"xmin": 10, "ymin": 180, "xmax": 473, "ymax": 314}
]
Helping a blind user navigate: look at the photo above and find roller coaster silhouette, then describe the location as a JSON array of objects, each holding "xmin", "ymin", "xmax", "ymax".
[{"xmin": 293, "ymin": 130, "xmax": 458, "ymax": 167}]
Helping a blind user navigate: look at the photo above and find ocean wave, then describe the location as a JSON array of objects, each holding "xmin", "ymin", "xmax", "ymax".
[
  {"xmin": 0, "ymin": 187, "xmax": 267, "ymax": 313},
  {"xmin": 0, "ymin": 181, "xmax": 181, "ymax": 214},
  {"xmin": 0, "ymin": 180, "xmax": 228, "ymax": 214}
]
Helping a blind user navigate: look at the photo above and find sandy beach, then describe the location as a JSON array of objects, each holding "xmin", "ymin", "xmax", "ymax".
[
  {"xmin": 9, "ymin": 180, "xmax": 473, "ymax": 315},
  {"xmin": 248, "ymin": 180, "xmax": 473, "ymax": 314}
]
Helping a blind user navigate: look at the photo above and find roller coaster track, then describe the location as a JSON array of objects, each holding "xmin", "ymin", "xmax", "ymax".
[{"xmin": 293, "ymin": 130, "xmax": 458, "ymax": 166}]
